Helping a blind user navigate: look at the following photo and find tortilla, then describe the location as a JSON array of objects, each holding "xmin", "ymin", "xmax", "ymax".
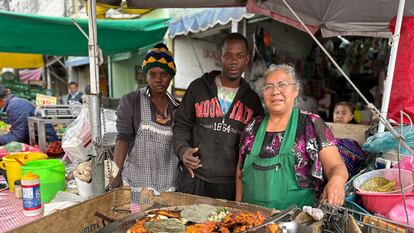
[
  {"xmin": 144, "ymin": 219, "xmax": 186, "ymax": 233},
  {"xmin": 180, "ymin": 204, "xmax": 218, "ymax": 223}
]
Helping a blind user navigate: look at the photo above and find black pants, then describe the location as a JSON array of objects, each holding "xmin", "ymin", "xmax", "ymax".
[{"xmin": 177, "ymin": 170, "xmax": 235, "ymax": 201}]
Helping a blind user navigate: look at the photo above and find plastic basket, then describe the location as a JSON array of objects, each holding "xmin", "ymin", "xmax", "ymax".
[{"xmin": 345, "ymin": 195, "xmax": 371, "ymax": 221}]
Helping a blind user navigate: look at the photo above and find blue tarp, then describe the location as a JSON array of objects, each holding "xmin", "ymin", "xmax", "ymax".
[
  {"xmin": 169, "ymin": 8, "xmax": 254, "ymax": 38},
  {"xmin": 65, "ymin": 57, "xmax": 90, "ymax": 67}
]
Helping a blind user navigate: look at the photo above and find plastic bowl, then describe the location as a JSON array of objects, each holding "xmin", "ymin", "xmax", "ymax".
[
  {"xmin": 353, "ymin": 169, "xmax": 413, "ymax": 194},
  {"xmin": 357, "ymin": 191, "xmax": 414, "ymax": 215}
]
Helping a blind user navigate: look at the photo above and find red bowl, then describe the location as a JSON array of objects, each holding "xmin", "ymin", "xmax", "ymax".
[{"xmin": 357, "ymin": 191, "xmax": 414, "ymax": 215}]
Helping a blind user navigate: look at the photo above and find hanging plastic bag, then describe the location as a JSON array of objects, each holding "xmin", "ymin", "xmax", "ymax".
[
  {"xmin": 363, "ymin": 126, "xmax": 414, "ymax": 154},
  {"xmin": 394, "ymin": 155, "xmax": 414, "ymax": 182},
  {"xmin": 62, "ymin": 105, "xmax": 117, "ymax": 162},
  {"xmin": 387, "ymin": 197, "xmax": 414, "ymax": 226},
  {"xmin": 62, "ymin": 105, "xmax": 92, "ymax": 162},
  {"xmin": 394, "ymin": 156, "xmax": 414, "ymax": 171}
]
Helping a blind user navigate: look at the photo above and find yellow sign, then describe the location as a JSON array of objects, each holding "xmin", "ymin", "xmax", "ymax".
[
  {"xmin": 36, "ymin": 94, "xmax": 57, "ymax": 106},
  {"xmin": 0, "ymin": 53, "xmax": 44, "ymax": 69}
]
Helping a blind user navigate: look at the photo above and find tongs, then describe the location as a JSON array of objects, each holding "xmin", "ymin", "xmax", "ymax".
[{"xmin": 242, "ymin": 205, "xmax": 299, "ymax": 232}]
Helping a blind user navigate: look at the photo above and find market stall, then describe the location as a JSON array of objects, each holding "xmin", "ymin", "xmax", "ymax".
[
  {"xmin": 8, "ymin": 188, "xmax": 325, "ymax": 233},
  {"xmin": 0, "ymin": 8, "xmax": 170, "ymax": 231},
  {"xmin": 82, "ymin": 1, "xmax": 413, "ymax": 232},
  {"xmin": 2, "ymin": 0, "xmax": 414, "ymax": 232},
  {"xmin": 38, "ymin": 1, "xmax": 412, "ymax": 231}
]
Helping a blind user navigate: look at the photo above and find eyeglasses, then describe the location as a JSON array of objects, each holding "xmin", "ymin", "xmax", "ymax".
[{"xmin": 262, "ymin": 81, "xmax": 297, "ymax": 94}]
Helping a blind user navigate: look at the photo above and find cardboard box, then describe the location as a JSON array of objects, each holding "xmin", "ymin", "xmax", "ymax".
[
  {"xmin": 326, "ymin": 122, "xmax": 370, "ymax": 146},
  {"xmin": 11, "ymin": 187, "xmax": 324, "ymax": 233},
  {"xmin": 10, "ymin": 187, "xmax": 132, "ymax": 233}
]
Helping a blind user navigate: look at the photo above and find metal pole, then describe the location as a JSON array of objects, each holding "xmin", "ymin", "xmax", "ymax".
[
  {"xmin": 242, "ymin": 18, "xmax": 247, "ymax": 37},
  {"xmin": 108, "ymin": 56, "xmax": 113, "ymax": 98},
  {"xmin": 67, "ymin": 66, "xmax": 76, "ymax": 83},
  {"xmin": 378, "ymin": 0, "xmax": 406, "ymax": 133},
  {"xmin": 87, "ymin": 0, "xmax": 105, "ymax": 195},
  {"xmin": 231, "ymin": 20, "xmax": 238, "ymax": 33},
  {"xmin": 46, "ymin": 67, "xmax": 52, "ymax": 90}
]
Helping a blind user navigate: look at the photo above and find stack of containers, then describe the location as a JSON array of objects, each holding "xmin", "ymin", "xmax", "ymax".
[
  {"xmin": 0, "ymin": 152, "xmax": 47, "ymax": 192},
  {"xmin": 22, "ymin": 159, "xmax": 65, "ymax": 203}
]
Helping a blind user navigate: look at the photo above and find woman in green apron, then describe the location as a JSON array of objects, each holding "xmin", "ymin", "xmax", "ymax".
[{"xmin": 235, "ymin": 64, "xmax": 348, "ymax": 210}]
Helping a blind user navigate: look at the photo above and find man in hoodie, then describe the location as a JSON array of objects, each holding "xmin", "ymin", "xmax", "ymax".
[{"xmin": 173, "ymin": 33, "xmax": 264, "ymax": 200}]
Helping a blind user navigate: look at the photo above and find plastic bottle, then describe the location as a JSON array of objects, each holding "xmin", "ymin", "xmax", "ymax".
[{"xmin": 21, "ymin": 171, "xmax": 43, "ymax": 216}]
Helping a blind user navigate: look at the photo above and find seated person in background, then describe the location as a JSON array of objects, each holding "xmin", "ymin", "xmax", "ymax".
[
  {"xmin": 333, "ymin": 101, "xmax": 354, "ymax": 124},
  {"xmin": 333, "ymin": 101, "xmax": 366, "ymax": 177},
  {"xmin": 0, "ymin": 85, "xmax": 58, "ymax": 145}
]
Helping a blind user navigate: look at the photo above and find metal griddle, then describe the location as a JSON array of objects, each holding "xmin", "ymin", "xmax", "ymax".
[
  {"xmin": 98, "ymin": 206, "xmax": 184, "ymax": 233},
  {"xmin": 97, "ymin": 205, "xmax": 302, "ymax": 233}
]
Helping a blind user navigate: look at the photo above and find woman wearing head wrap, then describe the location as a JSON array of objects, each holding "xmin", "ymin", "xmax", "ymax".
[{"xmin": 111, "ymin": 43, "xmax": 180, "ymax": 207}]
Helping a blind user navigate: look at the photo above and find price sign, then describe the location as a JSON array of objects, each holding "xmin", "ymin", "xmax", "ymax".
[{"xmin": 36, "ymin": 94, "xmax": 57, "ymax": 106}]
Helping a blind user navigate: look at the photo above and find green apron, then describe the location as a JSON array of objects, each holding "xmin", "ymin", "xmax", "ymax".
[{"xmin": 242, "ymin": 108, "xmax": 315, "ymax": 209}]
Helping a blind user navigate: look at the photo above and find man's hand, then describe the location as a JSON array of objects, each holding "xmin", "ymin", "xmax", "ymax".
[
  {"xmin": 106, "ymin": 173, "xmax": 123, "ymax": 192},
  {"xmin": 182, "ymin": 147, "xmax": 202, "ymax": 178}
]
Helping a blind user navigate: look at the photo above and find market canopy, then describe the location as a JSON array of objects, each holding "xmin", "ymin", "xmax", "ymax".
[
  {"xmin": 0, "ymin": 11, "xmax": 169, "ymax": 56},
  {"xmin": 246, "ymin": 0, "xmax": 414, "ymax": 37},
  {"xmin": 93, "ymin": 0, "xmax": 414, "ymax": 37},
  {"xmin": 96, "ymin": 0, "xmax": 246, "ymax": 8},
  {"xmin": 169, "ymin": 7, "xmax": 254, "ymax": 38}
]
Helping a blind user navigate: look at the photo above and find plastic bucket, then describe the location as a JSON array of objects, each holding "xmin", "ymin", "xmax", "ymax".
[
  {"xmin": 0, "ymin": 152, "xmax": 47, "ymax": 192},
  {"xmin": 22, "ymin": 159, "xmax": 65, "ymax": 203}
]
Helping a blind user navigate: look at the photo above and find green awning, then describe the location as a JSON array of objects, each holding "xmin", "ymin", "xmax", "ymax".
[{"xmin": 0, "ymin": 11, "xmax": 169, "ymax": 56}]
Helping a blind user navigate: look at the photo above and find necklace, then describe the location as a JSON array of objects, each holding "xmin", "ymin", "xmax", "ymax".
[{"xmin": 155, "ymin": 102, "xmax": 171, "ymax": 124}]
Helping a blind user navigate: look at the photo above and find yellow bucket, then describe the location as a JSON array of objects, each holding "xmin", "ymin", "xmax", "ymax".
[{"xmin": 0, "ymin": 152, "xmax": 47, "ymax": 192}]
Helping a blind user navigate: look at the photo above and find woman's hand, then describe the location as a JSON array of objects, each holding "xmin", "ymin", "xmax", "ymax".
[
  {"xmin": 319, "ymin": 146, "xmax": 348, "ymax": 206},
  {"xmin": 321, "ymin": 176, "xmax": 346, "ymax": 206}
]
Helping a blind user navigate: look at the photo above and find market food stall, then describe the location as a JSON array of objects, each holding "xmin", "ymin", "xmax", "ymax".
[
  {"xmin": 8, "ymin": 188, "xmax": 323, "ymax": 233},
  {"xmin": 2, "ymin": 0, "xmax": 414, "ymax": 232},
  {"xmin": 0, "ymin": 9, "xmax": 170, "ymax": 232}
]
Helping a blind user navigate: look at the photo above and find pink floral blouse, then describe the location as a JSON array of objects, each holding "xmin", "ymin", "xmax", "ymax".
[{"xmin": 239, "ymin": 111, "xmax": 337, "ymax": 195}]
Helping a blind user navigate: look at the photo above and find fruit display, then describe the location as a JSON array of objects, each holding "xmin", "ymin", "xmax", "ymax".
[{"xmin": 1, "ymin": 79, "xmax": 53, "ymax": 103}]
